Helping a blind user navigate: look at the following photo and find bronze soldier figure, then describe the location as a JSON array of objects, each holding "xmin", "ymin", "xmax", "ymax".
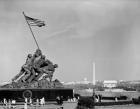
[
  {"xmin": 20, "ymin": 54, "xmax": 33, "ymax": 83},
  {"xmin": 12, "ymin": 54, "xmax": 32, "ymax": 82}
]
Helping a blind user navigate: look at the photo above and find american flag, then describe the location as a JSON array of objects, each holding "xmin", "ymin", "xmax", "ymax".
[{"xmin": 24, "ymin": 15, "xmax": 45, "ymax": 27}]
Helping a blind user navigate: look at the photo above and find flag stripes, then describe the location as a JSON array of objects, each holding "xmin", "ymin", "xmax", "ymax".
[{"xmin": 24, "ymin": 15, "xmax": 45, "ymax": 27}]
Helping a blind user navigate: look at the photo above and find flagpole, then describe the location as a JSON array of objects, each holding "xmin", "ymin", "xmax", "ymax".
[{"xmin": 22, "ymin": 12, "xmax": 40, "ymax": 49}]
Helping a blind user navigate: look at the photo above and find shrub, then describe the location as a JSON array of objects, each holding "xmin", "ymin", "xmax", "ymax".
[{"xmin": 76, "ymin": 96, "xmax": 95, "ymax": 109}]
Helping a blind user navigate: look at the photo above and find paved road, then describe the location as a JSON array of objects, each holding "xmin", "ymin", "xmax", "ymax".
[
  {"xmin": 0, "ymin": 102, "xmax": 77, "ymax": 109},
  {"xmin": 1, "ymin": 102, "xmax": 140, "ymax": 109}
]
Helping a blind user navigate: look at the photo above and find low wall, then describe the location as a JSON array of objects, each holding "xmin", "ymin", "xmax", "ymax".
[
  {"xmin": 95, "ymin": 100, "xmax": 133, "ymax": 106},
  {"xmin": 76, "ymin": 90, "xmax": 140, "ymax": 100}
]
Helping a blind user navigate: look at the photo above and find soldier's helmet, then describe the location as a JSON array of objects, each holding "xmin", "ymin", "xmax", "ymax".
[
  {"xmin": 35, "ymin": 49, "xmax": 42, "ymax": 56},
  {"xmin": 27, "ymin": 54, "xmax": 32, "ymax": 58},
  {"xmin": 41, "ymin": 55, "xmax": 46, "ymax": 59},
  {"xmin": 54, "ymin": 64, "xmax": 58, "ymax": 68}
]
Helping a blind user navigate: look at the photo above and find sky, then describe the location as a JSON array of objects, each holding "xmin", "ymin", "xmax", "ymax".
[{"xmin": 0, "ymin": 0, "xmax": 140, "ymax": 83}]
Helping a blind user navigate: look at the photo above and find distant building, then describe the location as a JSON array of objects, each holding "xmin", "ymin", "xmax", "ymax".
[
  {"xmin": 82, "ymin": 78, "xmax": 90, "ymax": 84},
  {"xmin": 63, "ymin": 81, "xmax": 76, "ymax": 85},
  {"xmin": 104, "ymin": 88, "xmax": 125, "ymax": 92},
  {"xmin": 103, "ymin": 80, "xmax": 117, "ymax": 88},
  {"xmin": 63, "ymin": 78, "xmax": 91, "ymax": 85},
  {"xmin": 129, "ymin": 81, "xmax": 140, "ymax": 84}
]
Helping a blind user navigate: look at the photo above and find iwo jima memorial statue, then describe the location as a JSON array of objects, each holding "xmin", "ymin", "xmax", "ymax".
[{"xmin": 0, "ymin": 12, "xmax": 73, "ymax": 102}]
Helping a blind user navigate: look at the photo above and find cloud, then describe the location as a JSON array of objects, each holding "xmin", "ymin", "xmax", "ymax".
[{"xmin": 46, "ymin": 24, "xmax": 77, "ymax": 39}]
